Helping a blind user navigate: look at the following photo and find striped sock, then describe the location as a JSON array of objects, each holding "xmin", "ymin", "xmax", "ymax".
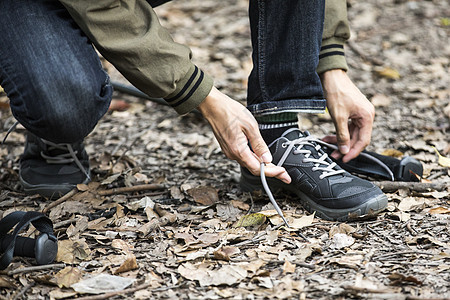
[{"xmin": 256, "ymin": 113, "xmax": 298, "ymax": 144}]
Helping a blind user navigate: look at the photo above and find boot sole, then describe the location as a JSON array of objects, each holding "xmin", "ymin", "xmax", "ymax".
[
  {"xmin": 240, "ymin": 171, "xmax": 388, "ymax": 222},
  {"xmin": 20, "ymin": 177, "xmax": 90, "ymax": 199}
]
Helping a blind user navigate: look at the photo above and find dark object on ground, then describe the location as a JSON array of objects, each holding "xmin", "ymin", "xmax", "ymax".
[{"xmin": 0, "ymin": 211, "xmax": 58, "ymax": 269}]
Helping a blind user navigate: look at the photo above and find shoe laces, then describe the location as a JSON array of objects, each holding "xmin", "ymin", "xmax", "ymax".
[
  {"xmin": 40, "ymin": 139, "xmax": 91, "ymax": 181},
  {"xmin": 2, "ymin": 121, "xmax": 90, "ymax": 181},
  {"xmin": 270, "ymin": 129, "xmax": 345, "ymax": 180}
]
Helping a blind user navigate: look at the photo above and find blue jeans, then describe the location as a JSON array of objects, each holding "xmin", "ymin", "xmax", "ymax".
[
  {"xmin": 247, "ymin": 0, "xmax": 326, "ymax": 116},
  {"xmin": 0, "ymin": 0, "xmax": 325, "ymax": 144},
  {"xmin": 0, "ymin": 0, "xmax": 112, "ymax": 144}
]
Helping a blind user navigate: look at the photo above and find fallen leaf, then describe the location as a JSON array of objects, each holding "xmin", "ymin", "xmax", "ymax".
[
  {"xmin": 428, "ymin": 206, "xmax": 450, "ymax": 214},
  {"xmin": 187, "ymin": 186, "xmax": 219, "ymax": 205},
  {"xmin": 397, "ymin": 197, "xmax": 426, "ymax": 212},
  {"xmin": 109, "ymin": 99, "xmax": 131, "ymax": 112},
  {"xmin": 330, "ymin": 233, "xmax": 355, "ymax": 249},
  {"xmin": 433, "ymin": 146, "xmax": 450, "ymax": 167},
  {"xmin": 56, "ymin": 239, "xmax": 91, "ymax": 264},
  {"xmin": 113, "ymin": 255, "xmax": 139, "ymax": 274},
  {"xmin": 213, "ymin": 246, "xmax": 240, "ymax": 261},
  {"xmin": 282, "ymin": 260, "xmax": 295, "ymax": 274},
  {"xmin": 371, "ymin": 94, "xmax": 391, "ymax": 107},
  {"xmin": 55, "ymin": 266, "xmax": 83, "ymax": 288},
  {"xmin": 381, "ymin": 149, "xmax": 404, "ymax": 158},
  {"xmin": 0, "ymin": 276, "xmax": 16, "ymax": 288},
  {"xmin": 234, "ymin": 213, "xmax": 266, "ymax": 228},
  {"xmin": 388, "ymin": 272, "xmax": 422, "ymax": 285},
  {"xmin": 376, "ymin": 67, "xmax": 400, "ymax": 79},
  {"xmin": 331, "ymin": 254, "xmax": 364, "ymax": 270},
  {"xmin": 178, "ymin": 263, "xmax": 247, "ymax": 287},
  {"xmin": 329, "ymin": 223, "xmax": 356, "ymax": 238},
  {"xmin": 231, "ymin": 199, "xmax": 250, "ymax": 211}
]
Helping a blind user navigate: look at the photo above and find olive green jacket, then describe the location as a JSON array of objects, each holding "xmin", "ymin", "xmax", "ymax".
[{"xmin": 59, "ymin": 0, "xmax": 350, "ymax": 115}]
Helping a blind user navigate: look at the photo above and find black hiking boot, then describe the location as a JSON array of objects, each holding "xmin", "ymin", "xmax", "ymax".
[
  {"xmin": 240, "ymin": 128, "xmax": 388, "ymax": 221},
  {"xmin": 19, "ymin": 133, "xmax": 90, "ymax": 199}
]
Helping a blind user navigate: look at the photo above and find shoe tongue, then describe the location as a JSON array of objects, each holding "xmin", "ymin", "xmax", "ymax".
[{"xmin": 280, "ymin": 128, "xmax": 305, "ymax": 141}]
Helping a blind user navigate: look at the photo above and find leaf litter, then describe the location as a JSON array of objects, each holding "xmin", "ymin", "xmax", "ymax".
[{"xmin": 0, "ymin": 0, "xmax": 449, "ymax": 299}]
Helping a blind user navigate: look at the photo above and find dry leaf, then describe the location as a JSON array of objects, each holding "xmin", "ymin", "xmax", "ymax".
[
  {"xmin": 433, "ymin": 146, "xmax": 450, "ymax": 167},
  {"xmin": 381, "ymin": 149, "xmax": 404, "ymax": 158},
  {"xmin": 187, "ymin": 186, "xmax": 219, "ymax": 205},
  {"xmin": 231, "ymin": 200, "xmax": 250, "ymax": 211},
  {"xmin": 428, "ymin": 206, "xmax": 450, "ymax": 214},
  {"xmin": 55, "ymin": 266, "xmax": 83, "ymax": 288},
  {"xmin": 329, "ymin": 223, "xmax": 356, "ymax": 238},
  {"xmin": 56, "ymin": 239, "xmax": 91, "ymax": 264},
  {"xmin": 213, "ymin": 246, "xmax": 240, "ymax": 261},
  {"xmin": 371, "ymin": 94, "xmax": 391, "ymax": 107},
  {"xmin": 376, "ymin": 67, "xmax": 400, "ymax": 79},
  {"xmin": 113, "ymin": 255, "xmax": 139, "ymax": 274},
  {"xmin": 0, "ymin": 276, "xmax": 16, "ymax": 289},
  {"xmin": 234, "ymin": 213, "xmax": 266, "ymax": 227},
  {"xmin": 330, "ymin": 233, "xmax": 355, "ymax": 249},
  {"xmin": 388, "ymin": 272, "xmax": 422, "ymax": 285},
  {"xmin": 282, "ymin": 260, "xmax": 295, "ymax": 274}
]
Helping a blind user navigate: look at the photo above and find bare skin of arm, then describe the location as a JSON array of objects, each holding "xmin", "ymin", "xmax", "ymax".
[
  {"xmin": 198, "ymin": 87, "xmax": 291, "ymax": 184},
  {"xmin": 320, "ymin": 69, "xmax": 375, "ymax": 163}
]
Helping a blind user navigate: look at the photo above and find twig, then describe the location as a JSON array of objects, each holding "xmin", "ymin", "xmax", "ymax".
[
  {"xmin": 342, "ymin": 284, "xmax": 393, "ymax": 294},
  {"xmin": 75, "ymin": 282, "xmax": 180, "ymax": 300},
  {"xmin": 97, "ymin": 184, "xmax": 165, "ymax": 196},
  {"xmin": 308, "ymin": 268, "xmax": 354, "ymax": 276},
  {"xmin": 53, "ymin": 217, "xmax": 79, "ymax": 229},
  {"xmin": 372, "ymin": 250, "xmax": 434, "ymax": 260},
  {"xmin": 42, "ymin": 188, "xmax": 78, "ymax": 213},
  {"xmin": 270, "ymin": 260, "xmax": 315, "ymax": 270},
  {"xmin": 7, "ymin": 263, "xmax": 66, "ymax": 276},
  {"xmin": 11, "ymin": 282, "xmax": 35, "ymax": 300},
  {"xmin": 373, "ymin": 181, "xmax": 446, "ymax": 193}
]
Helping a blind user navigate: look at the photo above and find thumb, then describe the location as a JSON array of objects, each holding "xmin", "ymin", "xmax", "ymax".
[{"xmin": 335, "ymin": 118, "xmax": 350, "ymax": 155}]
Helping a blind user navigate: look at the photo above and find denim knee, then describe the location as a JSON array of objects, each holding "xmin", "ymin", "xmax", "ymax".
[{"xmin": 11, "ymin": 70, "xmax": 113, "ymax": 144}]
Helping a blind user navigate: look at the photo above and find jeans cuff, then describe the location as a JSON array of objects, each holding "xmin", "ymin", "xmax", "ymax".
[{"xmin": 247, "ymin": 98, "xmax": 326, "ymax": 117}]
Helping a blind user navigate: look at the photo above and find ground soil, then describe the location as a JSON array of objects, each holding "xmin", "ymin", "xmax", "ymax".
[{"xmin": 0, "ymin": 0, "xmax": 449, "ymax": 299}]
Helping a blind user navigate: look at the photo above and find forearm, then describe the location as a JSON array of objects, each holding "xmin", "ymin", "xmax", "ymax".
[
  {"xmin": 59, "ymin": 0, "xmax": 213, "ymax": 114},
  {"xmin": 317, "ymin": 0, "xmax": 350, "ymax": 74}
]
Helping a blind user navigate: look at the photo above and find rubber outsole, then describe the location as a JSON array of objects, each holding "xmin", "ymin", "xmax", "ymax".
[
  {"xmin": 240, "ymin": 170, "xmax": 388, "ymax": 221},
  {"xmin": 20, "ymin": 176, "xmax": 90, "ymax": 199}
]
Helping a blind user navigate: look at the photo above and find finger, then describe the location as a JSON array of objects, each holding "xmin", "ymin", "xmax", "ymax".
[
  {"xmin": 334, "ymin": 117, "xmax": 351, "ymax": 155},
  {"xmin": 342, "ymin": 123, "xmax": 372, "ymax": 163},
  {"xmin": 264, "ymin": 163, "xmax": 292, "ymax": 184}
]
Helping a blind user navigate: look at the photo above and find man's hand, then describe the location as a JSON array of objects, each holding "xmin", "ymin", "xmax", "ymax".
[
  {"xmin": 198, "ymin": 87, "xmax": 291, "ymax": 184},
  {"xmin": 320, "ymin": 69, "xmax": 375, "ymax": 163}
]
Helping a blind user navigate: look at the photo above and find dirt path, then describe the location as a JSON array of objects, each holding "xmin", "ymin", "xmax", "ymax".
[{"xmin": 0, "ymin": 0, "xmax": 449, "ymax": 299}]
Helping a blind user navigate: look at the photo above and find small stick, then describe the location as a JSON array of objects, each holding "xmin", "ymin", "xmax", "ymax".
[
  {"xmin": 42, "ymin": 188, "xmax": 78, "ymax": 213},
  {"xmin": 75, "ymin": 282, "xmax": 181, "ymax": 300},
  {"xmin": 373, "ymin": 181, "xmax": 446, "ymax": 193},
  {"xmin": 97, "ymin": 184, "xmax": 165, "ymax": 196},
  {"xmin": 11, "ymin": 282, "xmax": 35, "ymax": 300},
  {"xmin": 8, "ymin": 263, "xmax": 66, "ymax": 276}
]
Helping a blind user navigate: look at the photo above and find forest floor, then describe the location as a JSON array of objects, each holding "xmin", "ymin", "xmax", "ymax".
[{"xmin": 0, "ymin": 0, "xmax": 449, "ymax": 299}]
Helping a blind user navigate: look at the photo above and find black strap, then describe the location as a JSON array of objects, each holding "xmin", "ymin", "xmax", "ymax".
[{"xmin": 0, "ymin": 211, "xmax": 54, "ymax": 270}]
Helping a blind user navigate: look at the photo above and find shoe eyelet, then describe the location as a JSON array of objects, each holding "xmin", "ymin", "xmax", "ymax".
[{"xmin": 282, "ymin": 143, "xmax": 287, "ymax": 148}]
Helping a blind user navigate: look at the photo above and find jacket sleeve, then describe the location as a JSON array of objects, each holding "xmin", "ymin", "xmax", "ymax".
[
  {"xmin": 316, "ymin": 0, "xmax": 351, "ymax": 74},
  {"xmin": 59, "ymin": 0, "xmax": 213, "ymax": 115}
]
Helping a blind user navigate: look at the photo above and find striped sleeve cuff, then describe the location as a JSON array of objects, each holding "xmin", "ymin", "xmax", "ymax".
[
  {"xmin": 316, "ymin": 37, "xmax": 349, "ymax": 75},
  {"xmin": 164, "ymin": 64, "xmax": 214, "ymax": 115}
]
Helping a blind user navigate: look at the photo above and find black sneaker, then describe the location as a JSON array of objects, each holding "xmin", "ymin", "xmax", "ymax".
[
  {"xmin": 240, "ymin": 128, "xmax": 388, "ymax": 221},
  {"xmin": 19, "ymin": 133, "xmax": 90, "ymax": 199}
]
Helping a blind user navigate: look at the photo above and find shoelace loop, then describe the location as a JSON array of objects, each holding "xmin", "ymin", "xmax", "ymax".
[{"xmin": 276, "ymin": 135, "xmax": 345, "ymax": 179}]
